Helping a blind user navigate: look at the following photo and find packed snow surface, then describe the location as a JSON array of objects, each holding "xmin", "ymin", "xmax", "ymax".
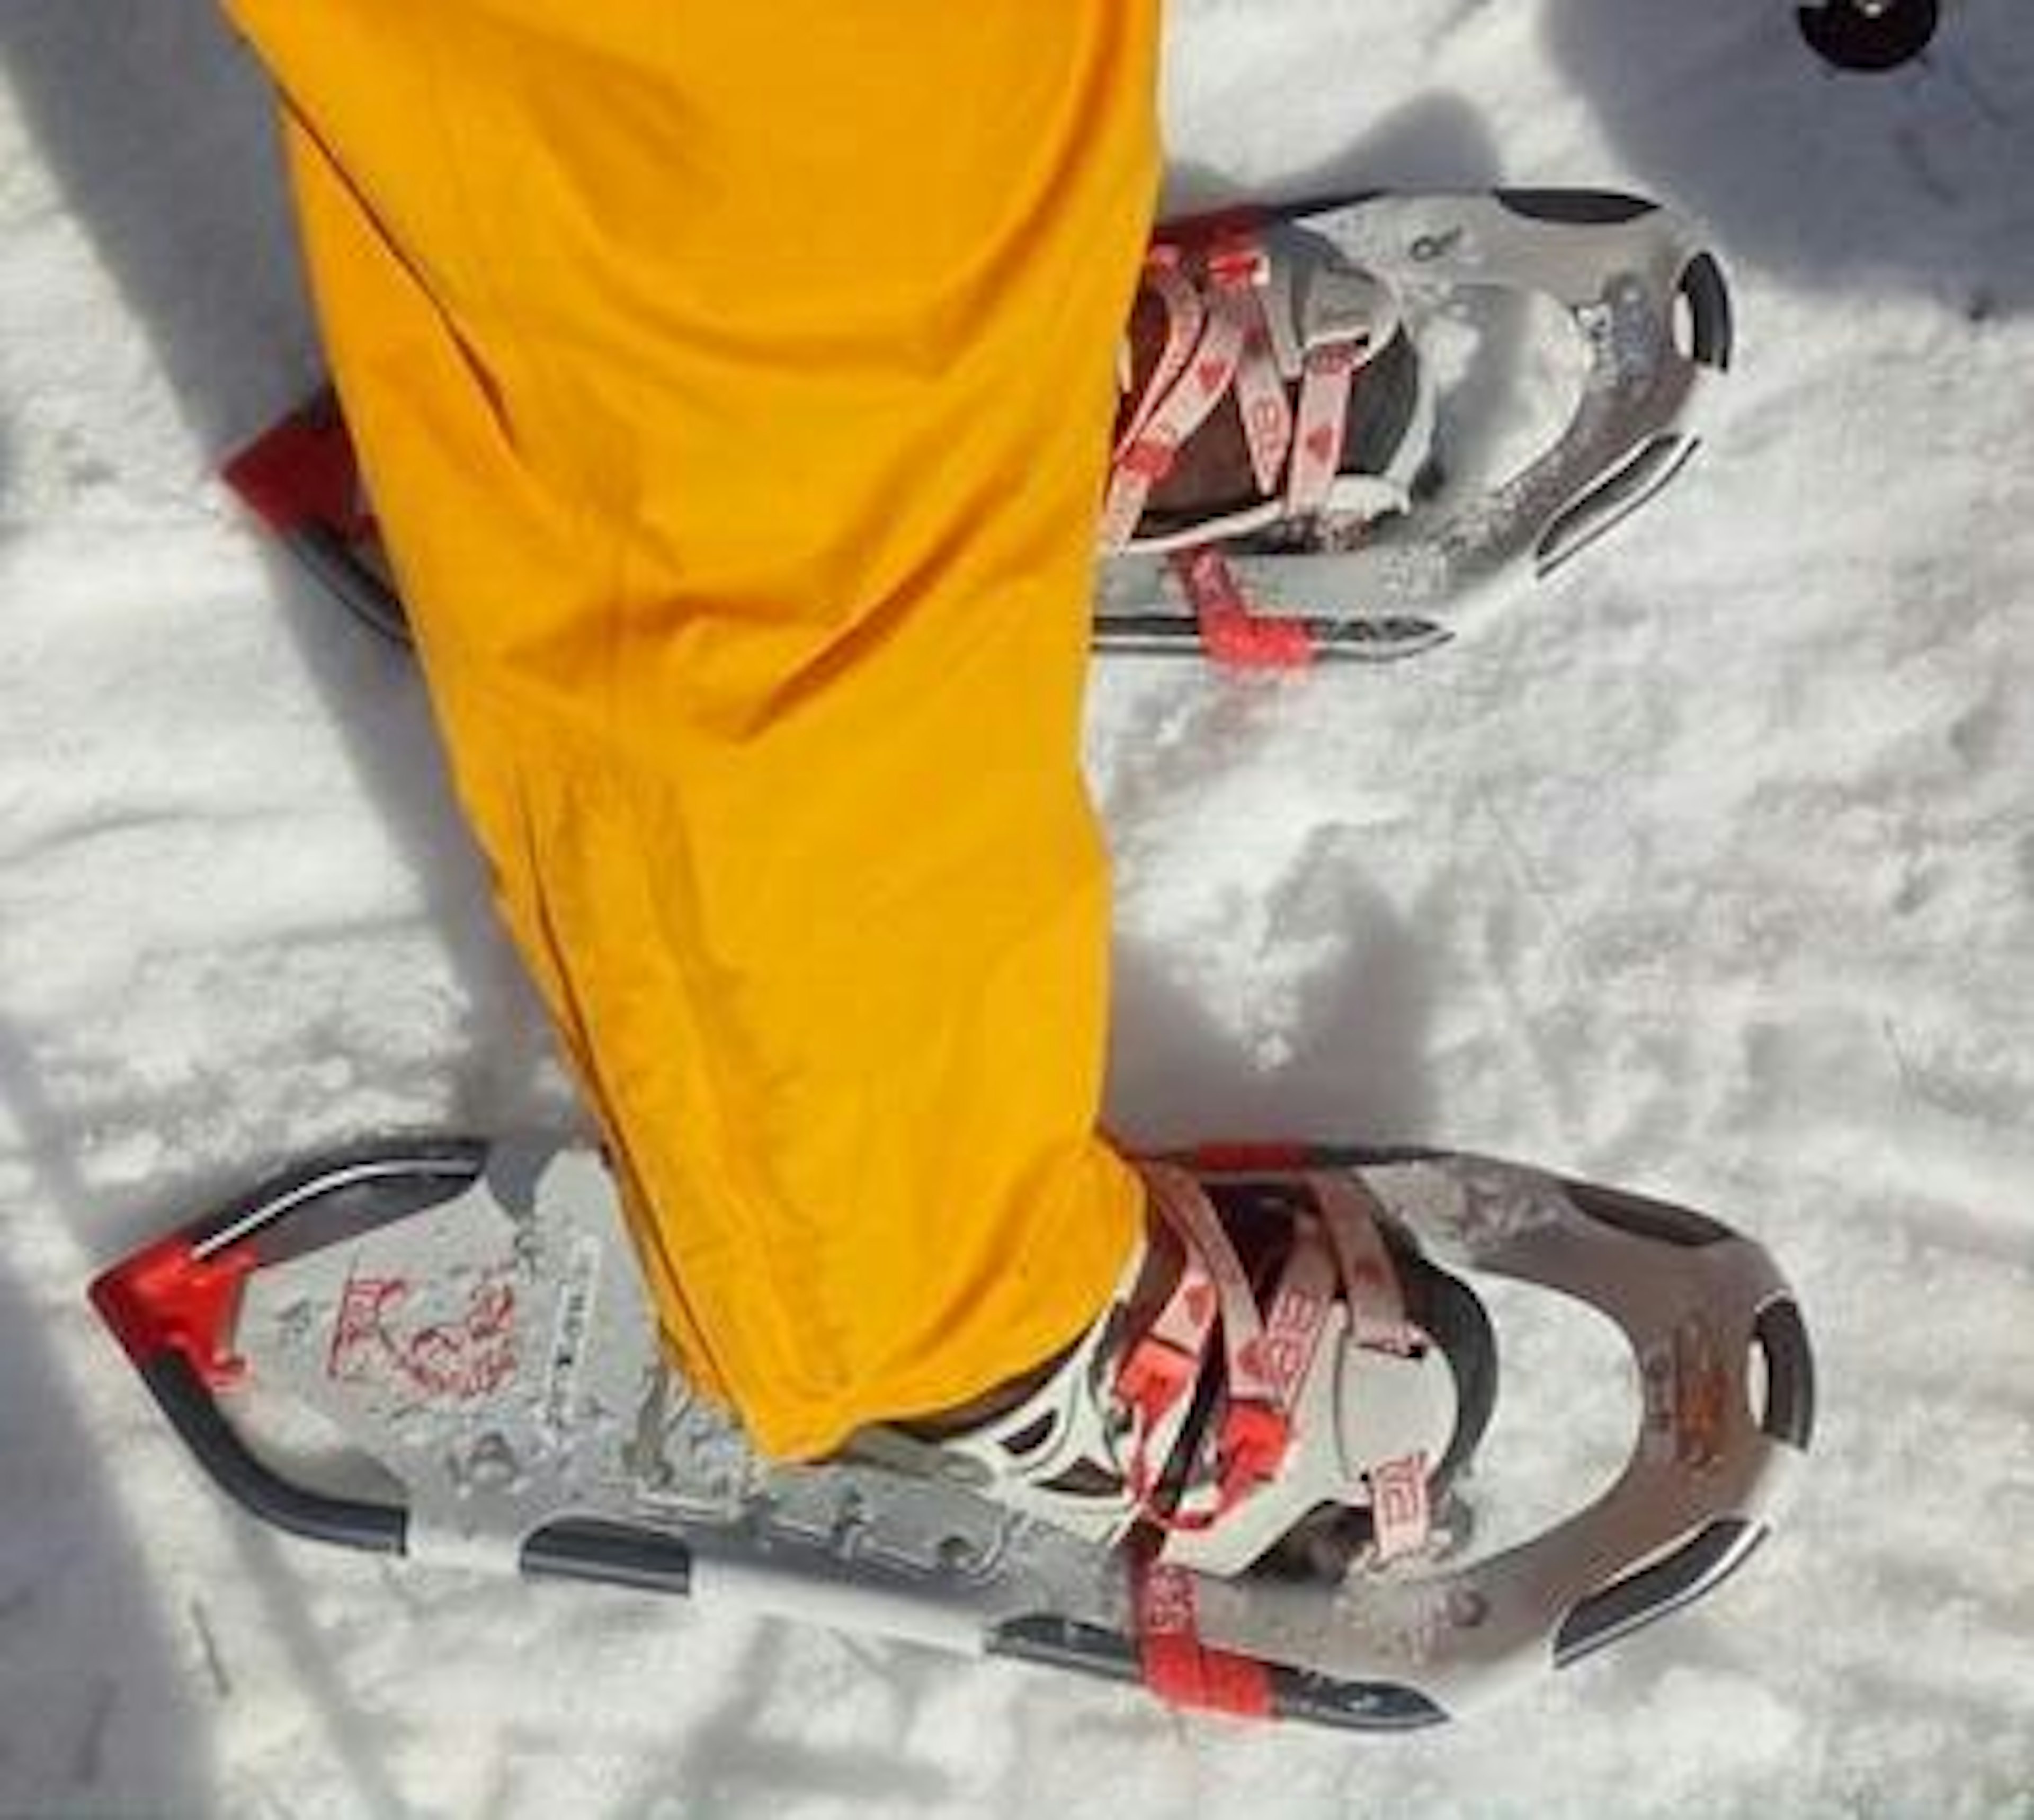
[{"xmin": 3, "ymin": 3, "xmax": 2031, "ymax": 1815}]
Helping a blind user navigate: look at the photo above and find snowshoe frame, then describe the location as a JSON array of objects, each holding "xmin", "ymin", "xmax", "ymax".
[{"xmin": 92, "ymin": 1138, "xmax": 1812, "ymax": 1729}]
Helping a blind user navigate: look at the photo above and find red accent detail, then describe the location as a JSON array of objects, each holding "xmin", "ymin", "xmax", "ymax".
[
  {"xmin": 1132, "ymin": 1555, "xmax": 1274, "ymax": 1720},
  {"xmin": 1183, "ymin": 1280, "xmax": 1217, "ymax": 1327},
  {"xmin": 1118, "ymin": 1330, "xmax": 1198, "ymax": 1426},
  {"xmin": 1117, "ymin": 1273, "xmax": 1224, "ymax": 1512},
  {"xmin": 1194, "ymin": 356, "xmax": 1229, "ymax": 395},
  {"xmin": 326, "ymin": 1270, "xmax": 519, "ymax": 1400},
  {"xmin": 1131, "ymin": 1400, "xmax": 1293, "ymax": 1542},
  {"xmin": 1205, "ymin": 237, "xmax": 1267, "ymax": 289},
  {"xmin": 1186, "ymin": 1141, "xmax": 1315, "ymax": 1173},
  {"xmin": 1370, "ymin": 1451, "xmax": 1433, "ymax": 1562},
  {"xmin": 1215, "ymin": 1399, "xmax": 1290, "ymax": 1502},
  {"xmin": 89, "ymin": 1236, "xmax": 257, "ymax": 1389},
  {"xmin": 1158, "ymin": 204, "xmax": 1276, "ymax": 252},
  {"xmin": 222, "ymin": 393, "xmax": 372, "ymax": 539},
  {"xmin": 1120, "ymin": 437, "xmax": 1176, "ymax": 483},
  {"xmin": 402, "ymin": 1279, "xmax": 517, "ymax": 1398},
  {"xmin": 1304, "ymin": 423, "xmax": 1337, "ymax": 464},
  {"xmin": 1171, "ymin": 549, "xmax": 1314, "ymax": 671},
  {"xmin": 327, "ymin": 1276, "xmax": 404, "ymax": 1381},
  {"xmin": 1248, "ymin": 398, "xmax": 1288, "ymax": 443},
  {"xmin": 1260, "ymin": 1279, "xmax": 1330, "ymax": 1398}
]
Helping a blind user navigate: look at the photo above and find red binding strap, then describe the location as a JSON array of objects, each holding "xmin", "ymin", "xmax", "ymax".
[
  {"xmin": 1131, "ymin": 1550, "xmax": 1274, "ymax": 1720},
  {"xmin": 1171, "ymin": 548, "xmax": 1315, "ymax": 670}
]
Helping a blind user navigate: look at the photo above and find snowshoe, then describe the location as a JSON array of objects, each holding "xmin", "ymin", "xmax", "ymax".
[
  {"xmin": 225, "ymin": 189, "xmax": 1730, "ymax": 670},
  {"xmin": 91, "ymin": 1137, "xmax": 1812, "ymax": 1729}
]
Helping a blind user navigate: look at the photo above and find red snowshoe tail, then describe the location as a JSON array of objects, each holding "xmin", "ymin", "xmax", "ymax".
[
  {"xmin": 222, "ymin": 394, "xmax": 411, "ymax": 645},
  {"xmin": 222, "ymin": 390, "xmax": 363, "ymax": 537},
  {"xmin": 90, "ymin": 1234, "xmax": 257, "ymax": 1390}
]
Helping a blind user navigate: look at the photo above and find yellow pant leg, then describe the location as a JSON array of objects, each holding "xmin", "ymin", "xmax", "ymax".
[{"xmin": 225, "ymin": 2, "xmax": 1157, "ymax": 1456}]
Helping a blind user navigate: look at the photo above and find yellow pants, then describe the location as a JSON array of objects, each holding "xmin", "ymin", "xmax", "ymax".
[{"xmin": 226, "ymin": 3, "xmax": 1158, "ymax": 1456}]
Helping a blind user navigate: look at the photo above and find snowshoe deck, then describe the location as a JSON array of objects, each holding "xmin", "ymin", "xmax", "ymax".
[{"xmin": 91, "ymin": 1138, "xmax": 1811, "ymax": 1728}]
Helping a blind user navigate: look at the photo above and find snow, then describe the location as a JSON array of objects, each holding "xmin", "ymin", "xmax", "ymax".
[{"xmin": 3, "ymin": 1, "xmax": 2032, "ymax": 1814}]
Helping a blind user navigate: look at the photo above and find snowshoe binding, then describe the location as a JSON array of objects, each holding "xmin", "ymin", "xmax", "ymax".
[
  {"xmin": 225, "ymin": 189, "xmax": 1731, "ymax": 669},
  {"xmin": 91, "ymin": 1138, "xmax": 1811, "ymax": 1729},
  {"xmin": 1093, "ymin": 190, "xmax": 1730, "ymax": 664},
  {"xmin": 875, "ymin": 1161, "xmax": 1480, "ymax": 1588}
]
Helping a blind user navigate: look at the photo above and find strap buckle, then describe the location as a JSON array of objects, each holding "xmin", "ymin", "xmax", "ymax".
[
  {"xmin": 1206, "ymin": 236, "xmax": 1268, "ymax": 290},
  {"xmin": 1117, "ymin": 1328, "xmax": 1198, "ymax": 1423},
  {"xmin": 1215, "ymin": 1398, "xmax": 1290, "ymax": 1504}
]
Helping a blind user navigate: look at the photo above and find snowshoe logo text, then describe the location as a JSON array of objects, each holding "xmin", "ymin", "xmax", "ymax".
[{"xmin": 327, "ymin": 1270, "xmax": 519, "ymax": 1400}]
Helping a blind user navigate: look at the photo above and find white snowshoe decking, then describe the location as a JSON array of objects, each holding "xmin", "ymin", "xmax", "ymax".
[
  {"xmin": 224, "ymin": 188, "xmax": 1732, "ymax": 669},
  {"xmin": 91, "ymin": 1139, "xmax": 1812, "ymax": 1728}
]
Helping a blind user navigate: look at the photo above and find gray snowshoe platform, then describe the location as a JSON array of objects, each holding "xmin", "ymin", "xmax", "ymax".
[{"xmin": 92, "ymin": 1137, "xmax": 1812, "ymax": 1729}]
